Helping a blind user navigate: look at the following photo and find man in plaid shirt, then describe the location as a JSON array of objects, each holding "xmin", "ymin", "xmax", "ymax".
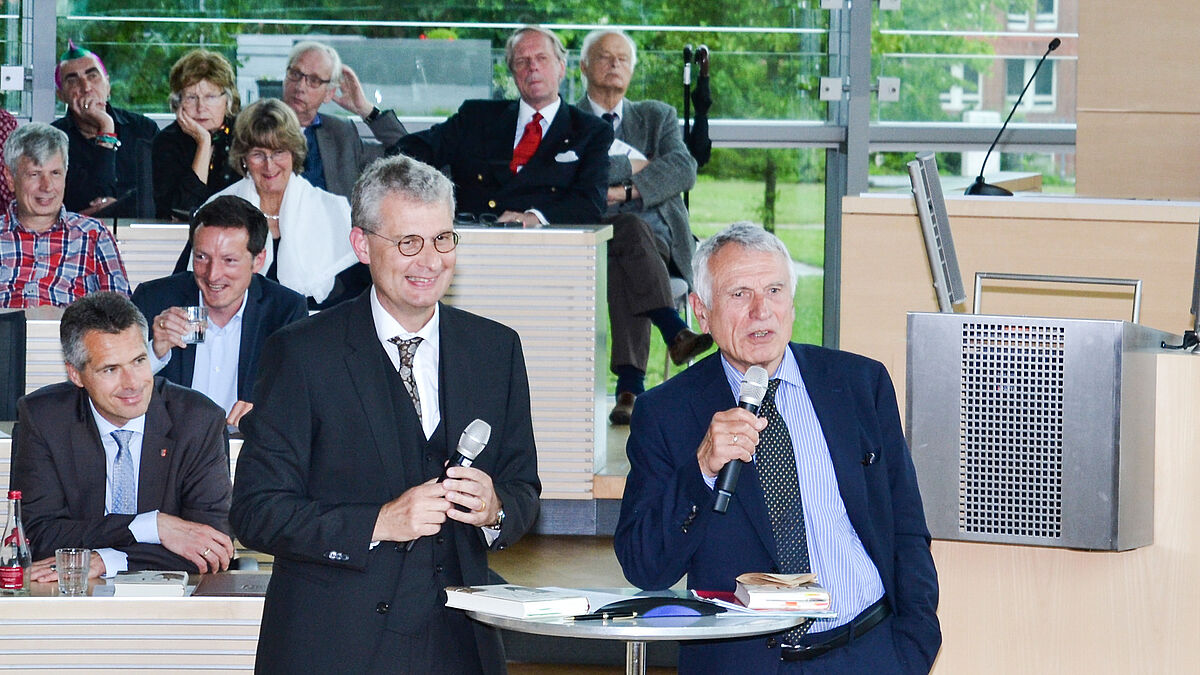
[{"xmin": 1, "ymin": 122, "xmax": 130, "ymax": 308}]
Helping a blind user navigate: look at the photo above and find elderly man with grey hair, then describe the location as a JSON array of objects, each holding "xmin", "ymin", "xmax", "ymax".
[
  {"xmin": 282, "ymin": 40, "xmax": 408, "ymax": 197},
  {"xmin": 0, "ymin": 122, "xmax": 130, "ymax": 307},
  {"xmin": 616, "ymin": 222, "xmax": 941, "ymax": 673},
  {"xmin": 392, "ymin": 24, "xmax": 611, "ymax": 227},
  {"xmin": 232, "ymin": 154, "xmax": 541, "ymax": 673},
  {"xmin": 13, "ymin": 290, "xmax": 234, "ymax": 584},
  {"xmin": 578, "ymin": 28, "xmax": 710, "ymax": 424}
]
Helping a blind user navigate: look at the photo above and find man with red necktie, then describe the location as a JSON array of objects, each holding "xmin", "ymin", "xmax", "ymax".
[{"xmin": 392, "ymin": 25, "xmax": 612, "ymax": 228}]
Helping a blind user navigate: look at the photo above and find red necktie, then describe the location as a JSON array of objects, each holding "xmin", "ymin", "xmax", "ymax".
[{"xmin": 510, "ymin": 112, "xmax": 543, "ymax": 173}]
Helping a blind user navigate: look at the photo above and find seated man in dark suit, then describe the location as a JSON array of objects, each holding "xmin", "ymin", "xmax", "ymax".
[
  {"xmin": 579, "ymin": 29, "xmax": 712, "ymax": 424},
  {"xmin": 283, "ymin": 41, "xmax": 408, "ymax": 198},
  {"xmin": 392, "ymin": 25, "xmax": 611, "ymax": 226},
  {"xmin": 132, "ymin": 196, "xmax": 308, "ymax": 428},
  {"xmin": 51, "ymin": 41, "xmax": 157, "ymax": 218},
  {"xmin": 615, "ymin": 223, "xmax": 941, "ymax": 673},
  {"xmin": 13, "ymin": 291, "xmax": 234, "ymax": 582}
]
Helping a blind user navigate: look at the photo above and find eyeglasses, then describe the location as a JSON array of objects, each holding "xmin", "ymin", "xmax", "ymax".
[
  {"xmin": 246, "ymin": 149, "xmax": 291, "ymax": 166},
  {"xmin": 367, "ymin": 229, "xmax": 459, "ymax": 256},
  {"xmin": 180, "ymin": 92, "xmax": 227, "ymax": 108},
  {"xmin": 285, "ymin": 67, "xmax": 332, "ymax": 89}
]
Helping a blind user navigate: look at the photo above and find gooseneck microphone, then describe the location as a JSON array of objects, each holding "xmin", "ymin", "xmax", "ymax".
[
  {"xmin": 713, "ymin": 366, "xmax": 769, "ymax": 514},
  {"xmin": 966, "ymin": 37, "xmax": 1061, "ymax": 197},
  {"xmin": 407, "ymin": 419, "xmax": 491, "ymax": 551},
  {"xmin": 439, "ymin": 419, "xmax": 491, "ymax": 481}
]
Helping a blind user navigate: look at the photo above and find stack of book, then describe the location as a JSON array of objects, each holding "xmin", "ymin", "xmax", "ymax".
[
  {"xmin": 444, "ymin": 585, "xmax": 590, "ymax": 619},
  {"xmin": 732, "ymin": 572, "xmax": 831, "ymax": 611}
]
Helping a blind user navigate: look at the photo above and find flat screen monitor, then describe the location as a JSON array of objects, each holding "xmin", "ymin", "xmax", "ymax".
[
  {"xmin": 0, "ymin": 310, "xmax": 26, "ymax": 421},
  {"xmin": 907, "ymin": 152, "xmax": 966, "ymax": 312}
]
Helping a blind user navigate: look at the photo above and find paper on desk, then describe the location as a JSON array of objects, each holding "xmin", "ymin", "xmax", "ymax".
[
  {"xmin": 736, "ymin": 572, "xmax": 817, "ymax": 588},
  {"xmin": 608, "ymin": 139, "xmax": 647, "ymax": 160},
  {"xmin": 690, "ymin": 590, "xmax": 838, "ymax": 619}
]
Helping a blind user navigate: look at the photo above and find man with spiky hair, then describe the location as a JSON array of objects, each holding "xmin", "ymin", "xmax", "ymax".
[{"xmin": 51, "ymin": 40, "xmax": 157, "ymax": 217}]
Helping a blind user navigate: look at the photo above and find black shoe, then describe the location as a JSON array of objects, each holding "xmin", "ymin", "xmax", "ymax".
[
  {"xmin": 609, "ymin": 392, "xmax": 637, "ymax": 425},
  {"xmin": 668, "ymin": 329, "xmax": 713, "ymax": 366}
]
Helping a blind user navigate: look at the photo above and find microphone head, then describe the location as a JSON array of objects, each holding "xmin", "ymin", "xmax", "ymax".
[
  {"xmin": 457, "ymin": 419, "xmax": 491, "ymax": 461},
  {"xmin": 738, "ymin": 366, "xmax": 769, "ymax": 408},
  {"xmin": 683, "ymin": 45, "xmax": 693, "ymax": 62},
  {"xmin": 1048, "ymin": 37, "xmax": 1061, "ymax": 51}
]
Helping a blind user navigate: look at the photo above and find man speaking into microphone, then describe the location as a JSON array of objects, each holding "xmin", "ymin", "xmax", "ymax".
[
  {"xmin": 231, "ymin": 155, "xmax": 540, "ymax": 674},
  {"xmin": 614, "ymin": 222, "xmax": 940, "ymax": 673}
]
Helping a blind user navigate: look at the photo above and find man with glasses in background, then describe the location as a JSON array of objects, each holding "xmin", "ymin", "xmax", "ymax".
[
  {"xmin": 232, "ymin": 154, "xmax": 540, "ymax": 673},
  {"xmin": 282, "ymin": 41, "xmax": 408, "ymax": 198},
  {"xmin": 52, "ymin": 41, "xmax": 157, "ymax": 217}
]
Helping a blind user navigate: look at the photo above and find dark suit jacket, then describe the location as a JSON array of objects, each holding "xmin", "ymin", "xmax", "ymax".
[
  {"xmin": 315, "ymin": 111, "xmax": 408, "ymax": 198},
  {"xmin": 52, "ymin": 105, "xmax": 158, "ymax": 218},
  {"xmin": 131, "ymin": 272, "xmax": 308, "ymax": 403},
  {"xmin": 393, "ymin": 98, "xmax": 612, "ymax": 224},
  {"xmin": 580, "ymin": 97, "xmax": 697, "ymax": 283},
  {"xmin": 230, "ymin": 293, "xmax": 541, "ymax": 674},
  {"xmin": 614, "ymin": 345, "xmax": 941, "ymax": 674},
  {"xmin": 12, "ymin": 378, "xmax": 232, "ymax": 571}
]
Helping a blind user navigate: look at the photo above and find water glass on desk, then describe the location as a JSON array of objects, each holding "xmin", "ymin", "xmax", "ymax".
[
  {"xmin": 55, "ymin": 548, "xmax": 89, "ymax": 596},
  {"xmin": 183, "ymin": 306, "xmax": 207, "ymax": 344}
]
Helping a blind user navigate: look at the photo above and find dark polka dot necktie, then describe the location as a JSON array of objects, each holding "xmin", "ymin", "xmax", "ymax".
[
  {"xmin": 388, "ymin": 336, "xmax": 423, "ymax": 423},
  {"xmin": 755, "ymin": 378, "xmax": 813, "ymax": 639}
]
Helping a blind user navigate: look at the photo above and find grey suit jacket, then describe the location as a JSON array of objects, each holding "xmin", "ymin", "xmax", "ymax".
[
  {"xmin": 13, "ymin": 378, "xmax": 232, "ymax": 571},
  {"xmin": 314, "ymin": 111, "xmax": 408, "ymax": 198},
  {"xmin": 581, "ymin": 97, "xmax": 698, "ymax": 284}
]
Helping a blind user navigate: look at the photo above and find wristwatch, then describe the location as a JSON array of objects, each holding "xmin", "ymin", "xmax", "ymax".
[
  {"xmin": 365, "ymin": 107, "xmax": 382, "ymax": 123},
  {"xmin": 485, "ymin": 507, "xmax": 505, "ymax": 532},
  {"xmin": 624, "ymin": 181, "xmax": 633, "ymax": 203}
]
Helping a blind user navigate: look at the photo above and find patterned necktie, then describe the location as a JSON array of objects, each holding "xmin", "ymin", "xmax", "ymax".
[
  {"xmin": 601, "ymin": 111, "xmax": 618, "ymax": 129},
  {"xmin": 755, "ymin": 378, "xmax": 813, "ymax": 640},
  {"xmin": 110, "ymin": 429, "xmax": 137, "ymax": 515},
  {"xmin": 510, "ymin": 112, "xmax": 543, "ymax": 173},
  {"xmin": 388, "ymin": 336, "xmax": 423, "ymax": 422}
]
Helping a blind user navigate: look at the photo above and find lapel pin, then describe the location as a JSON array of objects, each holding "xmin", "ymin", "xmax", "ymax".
[{"xmin": 161, "ymin": 448, "xmax": 168, "ymax": 458}]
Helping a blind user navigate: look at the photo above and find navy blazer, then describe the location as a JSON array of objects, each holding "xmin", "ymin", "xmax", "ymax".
[
  {"xmin": 392, "ymin": 98, "xmax": 612, "ymax": 224},
  {"xmin": 131, "ymin": 272, "xmax": 308, "ymax": 403},
  {"xmin": 614, "ymin": 345, "xmax": 941, "ymax": 673},
  {"xmin": 230, "ymin": 294, "xmax": 541, "ymax": 674}
]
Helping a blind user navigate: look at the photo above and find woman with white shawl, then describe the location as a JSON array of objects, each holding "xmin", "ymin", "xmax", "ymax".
[{"xmin": 197, "ymin": 98, "xmax": 366, "ymax": 307}]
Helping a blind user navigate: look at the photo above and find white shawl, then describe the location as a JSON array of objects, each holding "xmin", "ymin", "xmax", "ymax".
[{"xmin": 206, "ymin": 175, "xmax": 358, "ymax": 303}]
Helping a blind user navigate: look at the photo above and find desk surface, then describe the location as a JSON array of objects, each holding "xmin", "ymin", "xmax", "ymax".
[{"xmin": 465, "ymin": 589, "xmax": 807, "ymax": 642}]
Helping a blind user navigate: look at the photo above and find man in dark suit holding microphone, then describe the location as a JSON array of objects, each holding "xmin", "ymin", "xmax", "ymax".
[
  {"xmin": 230, "ymin": 154, "xmax": 540, "ymax": 674},
  {"xmin": 614, "ymin": 223, "xmax": 941, "ymax": 673}
]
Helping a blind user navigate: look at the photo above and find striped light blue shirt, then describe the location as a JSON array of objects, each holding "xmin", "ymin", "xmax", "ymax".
[{"xmin": 718, "ymin": 351, "xmax": 885, "ymax": 632}]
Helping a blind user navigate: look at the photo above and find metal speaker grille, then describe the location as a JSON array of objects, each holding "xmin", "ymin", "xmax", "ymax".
[{"xmin": 958, "ymin": 322, "xmax": 1065, "ymax": 538}]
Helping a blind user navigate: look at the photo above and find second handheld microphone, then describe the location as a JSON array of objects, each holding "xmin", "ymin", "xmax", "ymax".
[{"xmin": 713, "ymin": 365, "xmax": 769, "ymax": 514}]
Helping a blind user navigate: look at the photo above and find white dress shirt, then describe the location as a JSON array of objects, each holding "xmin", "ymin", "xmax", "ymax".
[
  {"xmin": 89, "ymin": 402, "xmax": 160, "ymax": 577},
  {"xmin": 190, "ymin": 290, "xmax": 247, "ymax": 416},
  {"xmin": 370, "ymin": 287, "xmax": 441, "ymax": 439}
]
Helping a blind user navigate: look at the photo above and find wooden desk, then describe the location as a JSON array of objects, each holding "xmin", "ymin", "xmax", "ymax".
[
  {"xmin": 0, "ymin": 582, "xmax": 263, "ymax": 671},
  {"xmin": 839, "ymin": 193, "xmax": 1200, "ymax": 414}
]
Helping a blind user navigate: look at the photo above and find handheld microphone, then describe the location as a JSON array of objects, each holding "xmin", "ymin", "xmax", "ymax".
[
  {"xmin": 966, "ymin": 37, "xmax": 1060, "ymax": 196},
  {"xmin": 407, "ymin": 419, "xmax": 492, "ymax": 551},
  {"xmin": 713, "ymin": 366, "xmax": 769, "ymax": 514},
  {"xmin": 439, "ymin": 418, "xmax": 491, "ymax": 481}
]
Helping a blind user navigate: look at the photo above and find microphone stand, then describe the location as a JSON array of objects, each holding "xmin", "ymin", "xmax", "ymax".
[
  {"xmin": 683, "ymin": 45, "xmax": 693, "ymax": 209},
  {"xmin": 966, "ymin": 37, "xmax": 1061, "ymax": 196}
]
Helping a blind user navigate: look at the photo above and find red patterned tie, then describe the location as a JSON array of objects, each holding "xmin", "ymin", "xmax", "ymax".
[{"xmin": 510, "ymin": 112, "xmax": 543, "ymax": 173}]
